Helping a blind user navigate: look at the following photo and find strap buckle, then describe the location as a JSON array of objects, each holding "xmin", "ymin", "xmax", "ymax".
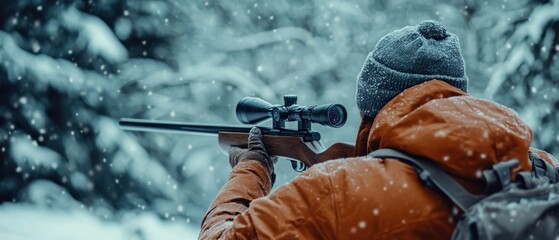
[{"xmin": 483, "ymin": 159, "xmax": 518, "ymax": 194}]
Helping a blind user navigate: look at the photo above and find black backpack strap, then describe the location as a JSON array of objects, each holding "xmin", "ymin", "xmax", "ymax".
[{"xmin": 368, "ymin": 148, "xmax": 484, "ymax": 211}]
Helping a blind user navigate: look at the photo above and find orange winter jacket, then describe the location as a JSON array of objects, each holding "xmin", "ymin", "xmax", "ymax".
[{"xmin": 199, "ymin": 80, "xmax": 558, "ymax": 240}]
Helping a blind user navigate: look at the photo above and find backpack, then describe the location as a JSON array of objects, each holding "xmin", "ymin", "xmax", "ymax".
[{"xmin": 369, "ymin": 148, "xmax": 559, "ymax": 240}]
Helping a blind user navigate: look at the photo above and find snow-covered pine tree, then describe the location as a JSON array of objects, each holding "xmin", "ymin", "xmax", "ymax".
[
  {"xmin": 0, "ymin": 0, "xmax": 190, "ymax": 220},
  {"xmin": 481, "ymin": 0, "xmax": 559, "ymax": 155}
]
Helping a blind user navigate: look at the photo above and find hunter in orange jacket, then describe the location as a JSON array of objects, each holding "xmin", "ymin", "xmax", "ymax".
[{"xmin": 199, "ymin": 21, "xmax": 558, "ymax": 239}]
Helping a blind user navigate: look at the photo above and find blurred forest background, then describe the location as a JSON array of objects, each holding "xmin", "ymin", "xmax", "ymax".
[{"xmin": 0, "ymin": 0, "xmax": 558, "ymax": 239}]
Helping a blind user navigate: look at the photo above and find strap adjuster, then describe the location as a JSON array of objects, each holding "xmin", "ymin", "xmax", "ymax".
[{"xmin": 483, "ymin": 159, "xmax": 518, "ymax": 194}]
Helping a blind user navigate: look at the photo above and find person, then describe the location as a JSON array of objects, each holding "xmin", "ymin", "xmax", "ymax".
[{"xmin": 198, "ymin": 20, "xmax": 558, "ymax": 239}]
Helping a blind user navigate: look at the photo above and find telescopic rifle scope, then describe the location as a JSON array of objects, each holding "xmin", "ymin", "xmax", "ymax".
[{"xmin": 236, "ymin": 95, "xmax": 347, "ymax": 131}]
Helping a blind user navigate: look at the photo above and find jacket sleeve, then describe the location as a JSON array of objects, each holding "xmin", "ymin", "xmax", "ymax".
[{"xmin": 199, "ymin": 160, "xmax": 336, "ymax": 240}]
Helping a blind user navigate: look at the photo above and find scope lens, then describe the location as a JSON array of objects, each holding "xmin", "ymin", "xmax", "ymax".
[{"xmin": 327, "ymin": 105, "xmax": 346, "ymax": 127}]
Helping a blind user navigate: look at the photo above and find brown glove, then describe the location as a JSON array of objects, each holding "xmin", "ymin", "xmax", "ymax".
[{"xmin": 229, "ymin": 127, "xmax": 276, "ymax": 184}]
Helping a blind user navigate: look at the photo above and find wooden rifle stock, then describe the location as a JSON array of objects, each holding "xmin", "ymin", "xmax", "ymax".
[{"xmin": 218, "ymin": 132, "xmax": 355, "ymax": 167}]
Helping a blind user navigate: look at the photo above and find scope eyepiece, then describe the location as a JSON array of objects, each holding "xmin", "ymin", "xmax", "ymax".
[
  {"xmin": 235, "ymin": 96, "xmax": 347, "ymax": 129},
  {"xmin": 309, "ymin": 104, "xmax": 347, "ymax": 128}
]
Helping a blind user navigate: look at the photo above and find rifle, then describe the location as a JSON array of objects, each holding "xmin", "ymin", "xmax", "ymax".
[{"xmin": 119, "ymin": 95, "xmax": 355, "ymax": 171}]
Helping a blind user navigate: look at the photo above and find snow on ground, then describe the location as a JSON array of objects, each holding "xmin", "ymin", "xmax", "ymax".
[{"xmin": 0, "ymin": 204, "xmax": 199, "ymax": 240}]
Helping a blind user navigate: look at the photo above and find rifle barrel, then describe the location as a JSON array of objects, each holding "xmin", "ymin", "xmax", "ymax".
[
  {"xmin": 119, "ymin": 118, "xmax": 252, "ymax": 135},
  {"xmin": 119, "ymin": 118, "xmax": 321, "ymax": 141}
]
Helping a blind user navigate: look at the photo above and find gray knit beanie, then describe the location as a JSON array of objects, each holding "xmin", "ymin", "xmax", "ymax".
[{"xmin": 356, "ymin": 20, "xmax": 468, "ymax": 118}]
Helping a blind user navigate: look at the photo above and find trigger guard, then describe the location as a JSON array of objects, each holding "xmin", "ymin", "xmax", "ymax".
[{"xmin": 290, "ymin": 160, "xmax": 308, "ymax": 172}]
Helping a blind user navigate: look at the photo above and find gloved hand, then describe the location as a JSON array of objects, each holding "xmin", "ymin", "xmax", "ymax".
[{"xmin": 229, "ymin": 127, "xmax": 276, "ymax": 184}]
